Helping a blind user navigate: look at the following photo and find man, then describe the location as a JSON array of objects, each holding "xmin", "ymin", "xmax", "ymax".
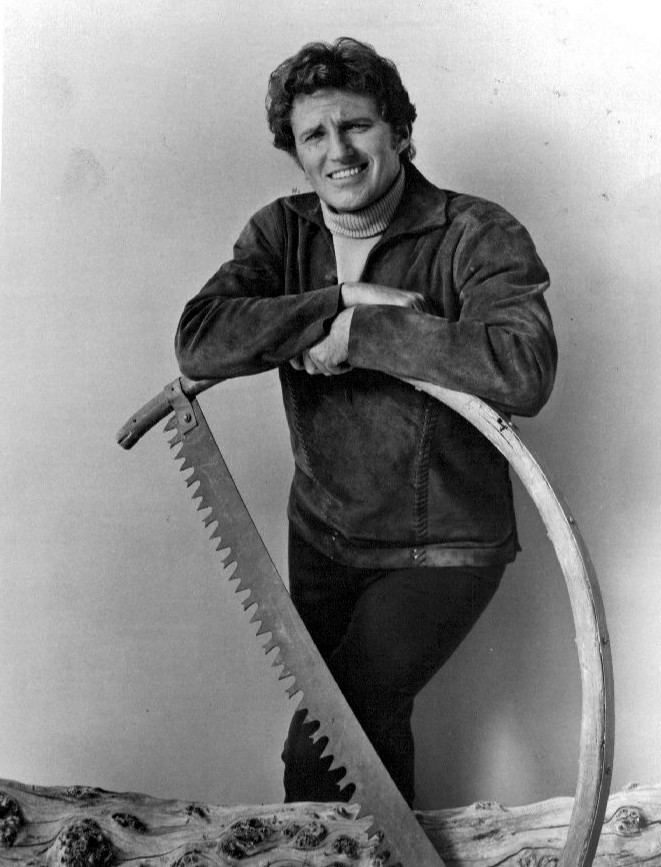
[{"xmin": 175, "ymin": 37, "xmax": 557, "ymax": 807}]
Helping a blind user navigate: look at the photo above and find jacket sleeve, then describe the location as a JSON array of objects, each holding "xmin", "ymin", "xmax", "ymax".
[
  {"xmin": 175, "ymin": 202, "xmax": 342, "ymax": 380},
  {"xmin": 347, "ymin": 202, "xmax": 558, "ymax": 417}
]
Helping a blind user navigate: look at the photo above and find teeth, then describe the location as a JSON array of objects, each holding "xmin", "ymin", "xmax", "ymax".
[{"xmin": 330, "ymin": 165, "xmax": 364, "ymax": 180}]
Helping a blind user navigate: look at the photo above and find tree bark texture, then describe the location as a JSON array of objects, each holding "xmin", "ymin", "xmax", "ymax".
[{"xmin": 0, "ymin": 779, "xmax": 658, "ymax": 867}]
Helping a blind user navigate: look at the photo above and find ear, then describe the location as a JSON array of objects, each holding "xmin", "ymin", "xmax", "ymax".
[{"xmin": 393, "ymin": 125, "xmax": 410, "ymax": 155}]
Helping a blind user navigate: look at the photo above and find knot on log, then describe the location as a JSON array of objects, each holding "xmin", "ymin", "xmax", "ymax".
[
  {"xmin": 611, "ymin": 805, "xmax": 645, "ymax": 836},
  {"xmin": 185, "ymin": 804, "xmax": 209, "ymax": 821},
  {"xmin": 50, "ymin": 818, "xmax": 114, "ymax": 867},
  {"xmin": 471, "ymin": 800, "xmax": 506, "ymax": 812},
  {"xmin": 0, "ymin": 792, "xmax": 24, "ymax": 847},
  {"xmin": 330, "ymin": 833, "xmax": 360, "ymax": 858},
  {"xmin": 64, "ymin": 786, "xmax": 103, "ymax": 801},
  {"xmin": 111, "ymin": 813, "xmax": 148, "ymax": 833},
  {"xmin": 217, "ymin": 816, "xmax": 279, "ymax": 860},
  {"xmin": 291, "ymin": 819, "xmax": 329, "ymax": 849},
  {"xmin": 517, "ymin": 851, "xmax": 558, "ymax": 866}
]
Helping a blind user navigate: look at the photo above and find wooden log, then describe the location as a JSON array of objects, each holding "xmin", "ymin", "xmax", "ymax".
[
  {"xmin": 419, "ymin": 783, "xmax": 661, "ymax": 866},
  {"xmin": 0, "ymin": 779, "xmax": 659, "ymax": 867}
]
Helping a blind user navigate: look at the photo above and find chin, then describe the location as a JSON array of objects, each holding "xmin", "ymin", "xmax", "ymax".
[
  {"xmin": 328, "ymin": 191, "xmax": 372, "ymax": 212},
  {"xmin": 332, "ymin": 201, "xmax": 363, "ymax": 213}
]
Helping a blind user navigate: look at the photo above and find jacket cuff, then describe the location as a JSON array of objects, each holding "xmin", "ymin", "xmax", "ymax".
[
  {"xmin": 277, "ymin": 284, "xmax": 344, "ymax": 360},
  {"xmin": 347, "ymin": 304, "xmax": 401, "ymax": 370}
]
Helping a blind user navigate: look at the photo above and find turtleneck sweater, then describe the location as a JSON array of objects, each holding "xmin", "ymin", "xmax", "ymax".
[{"xmin": 320, "ymin": 167, "xmax": 405, "ymax": 284}]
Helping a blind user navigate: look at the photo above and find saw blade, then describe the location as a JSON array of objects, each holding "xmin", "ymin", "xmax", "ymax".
[{"xmin": 164, "ymin": 396, "xmax": 446, "ymax": 867}]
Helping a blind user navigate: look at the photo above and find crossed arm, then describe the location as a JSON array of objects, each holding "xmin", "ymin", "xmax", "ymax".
[
  {"xmin": 176, "ymin": 200, "xmax": 557, "ymax": 417},
  {"xmin": 289, "ymin": 283, "xmax": 426, "ymax": 376}
]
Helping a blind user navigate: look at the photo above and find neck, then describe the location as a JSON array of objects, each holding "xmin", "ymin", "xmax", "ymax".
[{"xmin": 320, "ymin": 167, "xmax": 405, "ymax": 238}]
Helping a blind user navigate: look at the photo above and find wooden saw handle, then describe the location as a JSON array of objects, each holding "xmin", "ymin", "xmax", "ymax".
[{"xmin": 115, "ymin": 377, "xmax": 219, "ymax": 449}]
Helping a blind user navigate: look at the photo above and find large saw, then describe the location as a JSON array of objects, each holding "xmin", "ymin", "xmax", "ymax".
[
  {"xmin": 117, "ymin": 374, "xmax": 614, "ymax": 867},
  {"xmin": 117, "ymin": 375, "xmax": 446, "ymax": 867}
]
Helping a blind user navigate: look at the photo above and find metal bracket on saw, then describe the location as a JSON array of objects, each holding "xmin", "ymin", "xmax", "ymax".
[{"xmin": 165, "ymin": 378, "xmax": 199, "ymax": 436}]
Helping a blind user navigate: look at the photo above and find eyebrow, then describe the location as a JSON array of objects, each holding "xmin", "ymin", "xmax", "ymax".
[
  {"xmin": 297, "ymin": 124, "xmax": 323, "ymax": 141},
  {"xmin": 297, "ymin": 116, "xmax": 375, "ymax": 141}
]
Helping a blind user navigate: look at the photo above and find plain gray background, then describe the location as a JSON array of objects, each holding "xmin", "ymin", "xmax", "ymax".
[{"xmin": 1, "ymin": 0, "xmax": 660, "ymax": 810}]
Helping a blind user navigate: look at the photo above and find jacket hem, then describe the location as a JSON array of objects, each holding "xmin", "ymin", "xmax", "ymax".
[{"xmin": 288, "ymin": 511, "xmax": 519, "ymax": 569}]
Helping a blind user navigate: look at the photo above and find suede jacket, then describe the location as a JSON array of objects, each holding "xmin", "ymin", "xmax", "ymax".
[{"xmin": 175, "ymin": 164, "xmax": 557, "ymax": 568}]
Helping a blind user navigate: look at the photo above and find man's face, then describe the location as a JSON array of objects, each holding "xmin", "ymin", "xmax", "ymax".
[{"xmin": 290, "ymin": 89, "xmax": 408, "ymax": 212}]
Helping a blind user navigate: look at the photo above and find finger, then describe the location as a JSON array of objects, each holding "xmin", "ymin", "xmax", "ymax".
[
  {"xmin": 410, "ymin": 294, "xmax": 427, "ymax": 310},
  {"xmin": 307, "ymin": 346, "xmax": 337, "ymax": 376},
  {"xmin": 326, "ymin": 362, "xmax": 352, "ymax": 375},
  {"xmin": 302, "ymin": 351, "xmax": 322, "ymax": 375},
  {"xmin": 289, "ymin": 355, "xmax": 304, "ymax": 370},
  {"xmin": 310, "ymin": 358, "xmax": 333, "ymax": 376}
]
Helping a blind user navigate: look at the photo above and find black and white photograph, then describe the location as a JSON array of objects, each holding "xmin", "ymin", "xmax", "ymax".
[{"xmin": 1, "ymin": 1, "xmax": 660, "ymax": 864}]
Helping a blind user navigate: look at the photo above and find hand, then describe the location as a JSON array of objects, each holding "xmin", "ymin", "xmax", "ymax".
[
  {"xmin": 341, "ymin": 282, "xmax": 427, "ymax": 311},
  {"xmin": 289, "ymin": 308, "xmax": 354, "ymax": 376}
]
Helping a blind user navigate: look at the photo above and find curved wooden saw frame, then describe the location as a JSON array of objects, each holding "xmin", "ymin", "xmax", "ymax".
[{"xmin": 400, "ymin": 377, "xmax": 614, "ymax": 867}]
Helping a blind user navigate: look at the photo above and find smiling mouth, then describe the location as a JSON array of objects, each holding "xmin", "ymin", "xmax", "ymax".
[{"xmin": 328, "ymin": 164, "xmax": 368, "ymax": 180}]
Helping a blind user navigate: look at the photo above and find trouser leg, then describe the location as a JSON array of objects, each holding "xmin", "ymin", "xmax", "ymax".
[
  {"xmin": 282, "ymin": 527, "xmax": 503, "ymax": 805},
  {"xmin": 326, "ymin": 560, "xmax": 503, "ymax": 805},
  {"xmin": 282, "ymin": 527, "xmax": 359, "ymax": 802}
]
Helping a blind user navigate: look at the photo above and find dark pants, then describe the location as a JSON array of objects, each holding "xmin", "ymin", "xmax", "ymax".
[{"xmin": 282, "ymin": 526, "xmax": 504, "ymax": 806}]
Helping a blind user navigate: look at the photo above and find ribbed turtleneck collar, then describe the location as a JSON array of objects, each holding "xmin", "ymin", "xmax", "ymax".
[{"xmin": 320, "ymin": 167, "xmax": 406, "ymax": 238}]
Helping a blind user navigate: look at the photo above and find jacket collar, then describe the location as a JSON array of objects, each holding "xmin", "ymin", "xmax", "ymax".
[{"xmin": 283, "ymin": 163, "xmax": 449, "ymax": 239}]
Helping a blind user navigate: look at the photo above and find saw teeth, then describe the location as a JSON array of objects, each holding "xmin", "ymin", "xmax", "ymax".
[
  {"xmin": 220, "ymin": 561, "xmax": 237, "ymax": 579},
  {"xmin": 286, "ymin": 683, "xmax": 301, "ymax": 699},
  {"xmin": 162, "ymin": 413, "xmax": 438, "ymax": 867},
  {"xmin": 339, "ymin": 779, "xmax": 358, "ymax": 800},
  {"xmin": 270, "ymin": 650, "xmax": 284, "ymax": 667},
  {"xmin": 323, "ymin": 750, "xmax": 347, "ymax": 776},
  {"xmin": 327, "ymin": 760, "xmax": 348, "ymax": 780}
]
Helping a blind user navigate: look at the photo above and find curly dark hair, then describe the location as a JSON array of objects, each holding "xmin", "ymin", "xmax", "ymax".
[{"xmin": 266, "ymin": 37, "xmax": 417, "ymax": 162}]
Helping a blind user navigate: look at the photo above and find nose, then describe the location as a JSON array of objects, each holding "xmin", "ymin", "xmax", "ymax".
[{"xmin": 327, "ymin": 128, "xmax": 353, "ymax": 161}]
